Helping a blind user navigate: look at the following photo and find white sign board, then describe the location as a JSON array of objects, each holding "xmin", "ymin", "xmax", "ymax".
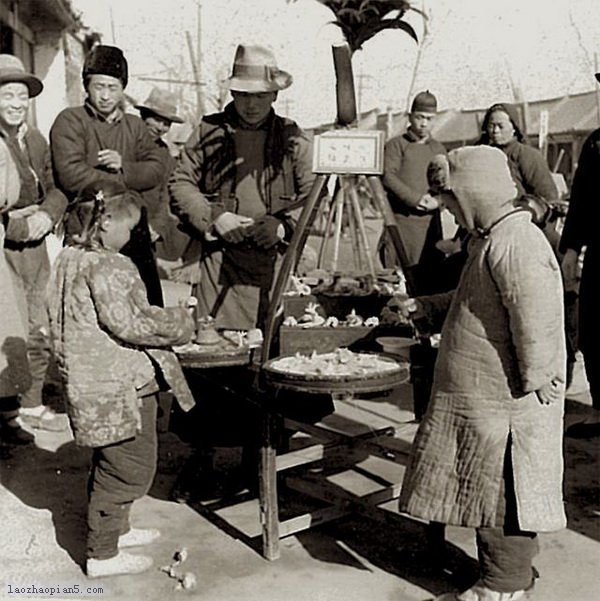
[{"xmin": 312, "ymin": 130, "xmax": 385, "ymax": 175}]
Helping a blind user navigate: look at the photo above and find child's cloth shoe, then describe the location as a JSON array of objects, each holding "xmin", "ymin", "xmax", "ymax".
[
  {"xmin": 118, "ymin": 528, "xmax": 161, "ymax": 548},
  {"xmin": 86, "ymin": 551, "xmax": 153, "ymax": 578}
]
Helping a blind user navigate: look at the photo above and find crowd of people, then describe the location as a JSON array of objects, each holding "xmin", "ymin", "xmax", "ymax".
[{"xmin": 0, "ymin": 39, "xmax": 597, "ymax": 599}]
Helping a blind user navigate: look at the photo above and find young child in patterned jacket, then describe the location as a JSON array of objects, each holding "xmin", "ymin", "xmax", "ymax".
[{"xmin": 46, "ymin": 180, "xmax": 195, "ymax": 578}]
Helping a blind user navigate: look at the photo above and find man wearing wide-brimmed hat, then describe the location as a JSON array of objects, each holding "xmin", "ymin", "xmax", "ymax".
[
  {"xmin": 170, "ymin": 43, "xmax": 314, "ymax": 332},
  {"xmin": 134, "ymin": 87, "xmax": 195, "ymax": 267},
  {"xmin": 560, "ymin": 70, "xmax": 600, "ymax": 440},
  {"xmin": 0, "ymin": 54, "xmax": 68, "ymax": 441},
  {"xmin": 168, "ymin": 44, "xmax": 318, "ymax": 502},
  {"xmin": 50, "ymin": 44, "xmax": 164, "ymax": 306}
]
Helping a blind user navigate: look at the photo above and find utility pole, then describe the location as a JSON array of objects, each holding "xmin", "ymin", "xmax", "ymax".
[
  {"xmin": 185, "ymin": 1, "xmax": 204, "ymax": 118},
  {"xmin": 196, "ymin": 1, "xmax": 204, "ymax": 116}
]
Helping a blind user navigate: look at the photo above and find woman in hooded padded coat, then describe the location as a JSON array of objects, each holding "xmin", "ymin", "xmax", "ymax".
[{"xmin": 398, "ymin": 146, "xmax": 566, "ymax": 601}]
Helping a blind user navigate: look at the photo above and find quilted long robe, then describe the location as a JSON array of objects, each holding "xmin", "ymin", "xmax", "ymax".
[{"xmin": 400, "ymin": 211, "xmax": 566, "ymax": 532}]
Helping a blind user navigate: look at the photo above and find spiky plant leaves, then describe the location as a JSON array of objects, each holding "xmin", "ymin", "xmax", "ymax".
[{"xmin": 288, "ymin": 0, "xmax": 420, "ymax": 52}]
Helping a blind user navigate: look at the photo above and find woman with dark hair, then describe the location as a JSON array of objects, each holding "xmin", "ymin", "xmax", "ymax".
[{"xmin": 478, "ymin": 103, "xmax": 558, "ymax": 211}]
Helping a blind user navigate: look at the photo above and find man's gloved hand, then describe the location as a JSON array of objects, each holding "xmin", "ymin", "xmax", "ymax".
[
  {"xmin": 246, "ymin": 215, "xmax": 285, "ymax": 249},
  {"xmin": 212, "ymin": 212, "xmax": 254, "ymax": 244}
]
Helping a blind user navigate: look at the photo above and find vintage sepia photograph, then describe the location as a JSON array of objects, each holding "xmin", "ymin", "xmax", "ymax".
[{"xmin": 0, "ymin": 1, "xmax": 598, "ymax": 599}]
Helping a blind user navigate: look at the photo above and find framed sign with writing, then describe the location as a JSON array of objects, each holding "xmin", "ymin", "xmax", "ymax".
[{"xmin": 312, "ymin": 130, "xmax": 385, "ymax": 175}]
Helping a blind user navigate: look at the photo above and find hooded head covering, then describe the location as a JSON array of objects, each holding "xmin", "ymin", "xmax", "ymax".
[
  {"xmin": 479, "ymin": 102, "xmax": 525, "ymax": 144},
  {"xmin": 82, "ymin": 45, "xmax": 128, "ymax": 88},
  {"xmin": 428, "ymin": 146, "xmax": 518, "ymax": 233}
]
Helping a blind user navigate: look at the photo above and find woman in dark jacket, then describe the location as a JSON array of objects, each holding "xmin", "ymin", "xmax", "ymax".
[{"xmin": 478, "ymin": 102, "xmax": 558, "ymax": 207}]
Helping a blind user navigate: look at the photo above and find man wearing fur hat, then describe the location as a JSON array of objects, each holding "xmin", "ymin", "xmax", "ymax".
[
  {"xmin": 169, "ymin": 44, "xmax": 315, "ymax": 331},
  {"xmin": 50, "ymin": 45, "xmax": 164, "ymax": 305},
  {"xmin": 0, "ymin": 54, "xmax": 67, "ymax": 440},
  {"xmin": 381, "ymin": 90, "xmax": 447, "ymax": 295}
]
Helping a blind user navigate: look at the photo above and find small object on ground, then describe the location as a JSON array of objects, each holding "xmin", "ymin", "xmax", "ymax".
[{"xmin": 160, "ymin": 547, "xmax": 197, "ymax": 591}]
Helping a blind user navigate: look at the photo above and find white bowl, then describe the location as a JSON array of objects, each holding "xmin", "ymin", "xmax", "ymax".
[{"xmin": 376, "ymin": 336, "xmax": 417, "ymax": 359}]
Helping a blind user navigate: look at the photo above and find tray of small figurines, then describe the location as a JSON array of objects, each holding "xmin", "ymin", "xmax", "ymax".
[
  {"xmin": 175, "ymin": 321, "xmax": 263, "ymax": 369},
  {"xmin": 262, "ymin": 348, "xmax": 409, "ymax": 395}
]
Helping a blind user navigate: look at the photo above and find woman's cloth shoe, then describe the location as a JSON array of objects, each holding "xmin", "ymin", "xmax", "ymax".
[
  {"xmin": 118, "ymin": 528, "xmax": 161, "ymax": 548},
  {"xmin": 0, "ymin": 422, "xmax": 34, "ymax": 445},
  {"xmin": 565, "ymin": 420, "xmax": 600, "ymax": 439},
  {"xmin": 19, "ymin": 408, "xmax": 67, "ymax": 432},
  {"xmin": 86, "ymin": 551, "xmax": 153, "ymax": 578},
  {"xmin": 433, "ymin": 582, "xmax": 527, "ymax": 601}
]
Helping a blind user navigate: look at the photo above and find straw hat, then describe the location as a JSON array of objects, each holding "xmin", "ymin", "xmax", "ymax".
[
  {"xmin": 225, "ymin": 44, "xmax": 292, "ymax": 93},
  {"xmin": 0, "ymin": 54, "xmax": 43, "ymax": 98},
  {"xmin": 135, "ymin": 87, "xmax": 184, "ymax": 123}
]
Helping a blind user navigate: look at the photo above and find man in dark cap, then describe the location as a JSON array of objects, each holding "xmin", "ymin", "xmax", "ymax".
[
  {"xmin": 381, "ymin": 90, "xmax": 447, "ymax": 295},
  {"xmin": 381, "ymin": 90, "xmax": 447, "ymax": 424},
  {"xmin": 0, "ymin": 54, "xmax": 67, "ymax": 440},
  {"xmin": 50, "ymin": 45, "xmax": 164, "ymax": 305}
]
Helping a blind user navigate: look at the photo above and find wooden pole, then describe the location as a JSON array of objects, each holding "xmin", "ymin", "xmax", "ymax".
[
  {"xmin": 366, "ymin": 176, "xmax": 417, "ymax": 297},
  {"xmin": 331, "ymin": 183, "xmax": 345, "ymax": 272},
  {"xmin": 347, "ymin": 177, "xmax": 377, "ymax": 280},
  {"xmin": 332, "ymin": 43, "xmax": 357, "ymax": 126},
  {"xmin": 261, "ymin": 175, "xmax": 328, "ymax": 362},
  {"xmin": 317, "ymin": 183, "xmax": 338, "ymax": 269}
]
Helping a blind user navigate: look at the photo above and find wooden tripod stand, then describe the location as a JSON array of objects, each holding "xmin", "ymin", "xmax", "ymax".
[{"xmin": 260, "ymin": 172, "xmax": 414, "ymax": 363}]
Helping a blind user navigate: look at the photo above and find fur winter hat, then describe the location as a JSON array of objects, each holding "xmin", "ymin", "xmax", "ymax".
[{"xmin": 83, "ymin": 45, "xmax": 128, "ymax": 88}]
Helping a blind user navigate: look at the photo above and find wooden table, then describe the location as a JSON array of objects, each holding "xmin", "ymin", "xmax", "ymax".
[{"xmin": 177, "ymin": 349, "xmax": 410, "ymax": 561}]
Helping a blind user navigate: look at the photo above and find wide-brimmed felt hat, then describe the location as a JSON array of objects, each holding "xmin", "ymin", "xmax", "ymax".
[
  {"xmin": 83, "ymin": 45, "xmax": 128, "ymax": 88},
  {"xmin": 134, "ymin": 87, "xmax": 184, "ymax": 123},
  {"xmin": 0, "ymin": 54, "xmax": 43, "ymax": 98},
  {"xmin": 225, "ymin": 44, "xmax": 292, "ymax": 93}
]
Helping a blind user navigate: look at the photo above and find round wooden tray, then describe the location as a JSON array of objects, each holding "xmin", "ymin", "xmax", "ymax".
[{"xmin": 262, "ymin": 353, "xmax": 409, "ymax": 394}]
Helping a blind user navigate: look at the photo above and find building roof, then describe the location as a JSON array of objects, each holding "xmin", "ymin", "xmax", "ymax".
[{"xmin": 16, "ymin": 0, "xmax": 81, "ymax": 33}]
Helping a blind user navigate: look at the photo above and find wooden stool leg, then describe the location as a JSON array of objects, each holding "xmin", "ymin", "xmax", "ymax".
[{"xmin": 259, "ymin": 411, "xmax": 280, "ymax": 560}]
